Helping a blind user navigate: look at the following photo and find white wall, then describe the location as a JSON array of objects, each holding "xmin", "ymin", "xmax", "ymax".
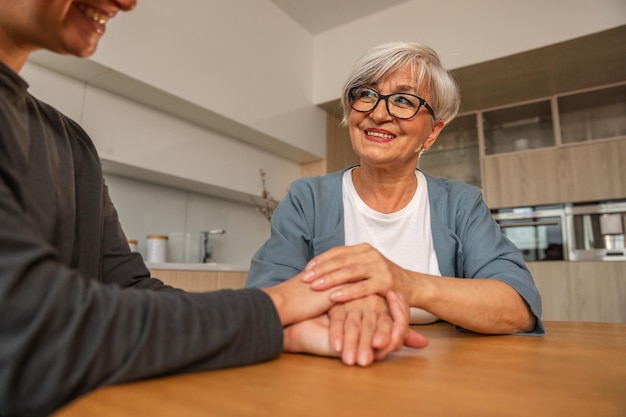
[
  {"xmin": 313, "ymin": 0, "xmax": 626, "ymax": 104},
  {"xmin": 91, "ymin": 0, "xmax": 326, "ymax": 159},
  {"xmin": 21, "ymin": 62, "xmax": 299, "ymax": 200}
]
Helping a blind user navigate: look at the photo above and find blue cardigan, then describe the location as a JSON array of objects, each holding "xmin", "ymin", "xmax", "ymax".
[{"xmin": 246, "ymin": 167, "xmax": 545, "ymax": 335}]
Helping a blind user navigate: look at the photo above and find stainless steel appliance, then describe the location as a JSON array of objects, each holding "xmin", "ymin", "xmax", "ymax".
[
  {"xmin": 492, "ymin": 205, "xmax": 566, "ymax": 262},
  {"xmin": 565, "ymin": 200, "xmax": 626, "ymax": 261}
]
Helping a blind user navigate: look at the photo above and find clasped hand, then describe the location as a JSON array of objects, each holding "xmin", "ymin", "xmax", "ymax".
[
  {"xmin": 303, "ymin": 242, "xmax": 412, "ymax": 302},
  {"xmin": 267, "ymin": 243, "xmax": 427, "ymax": 367},
  {"xmin": 283, "ymin": 291, "xmax": 427, "ymax": 367},
  {"xmin": 299, "ymin": 243, "xmax": 427, "ymax": 366}
]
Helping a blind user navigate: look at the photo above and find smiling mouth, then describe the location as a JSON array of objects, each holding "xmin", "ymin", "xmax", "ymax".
[
  {"xmin": 366, "ymin": 130, "xmax": 395, "ymax": 140},
  {"xmin": 76, "ymin": 3, "xmax": 110, "ymax": 25}
]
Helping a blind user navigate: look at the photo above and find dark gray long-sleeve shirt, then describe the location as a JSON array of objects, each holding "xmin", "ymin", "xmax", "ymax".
[{"xmin": 0, "ymin": 61, "xmax": 283, "ymax": 417}]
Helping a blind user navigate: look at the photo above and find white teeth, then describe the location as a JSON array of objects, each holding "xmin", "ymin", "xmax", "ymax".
[
  {"xmin": 77, "ymin": 4, "xmax": 110, "ymax": 25},
  {"xmin": 366, "ymin": 131, "xmax": 394, "ymax": 139}
]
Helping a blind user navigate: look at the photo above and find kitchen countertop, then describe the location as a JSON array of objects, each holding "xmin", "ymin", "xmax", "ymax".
[{"xmin": 145, "ymin": 262, "xmax": 249, "ymax": 272}]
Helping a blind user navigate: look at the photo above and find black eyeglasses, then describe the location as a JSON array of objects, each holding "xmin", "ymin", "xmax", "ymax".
[{"xmin": 348, "ymin": 86, "xmax": 436, "ymax": 119}]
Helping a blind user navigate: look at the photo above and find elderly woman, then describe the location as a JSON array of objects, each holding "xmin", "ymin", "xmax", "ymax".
[{"xmin": 246, "ymin": 41, "xmax": 544, "ymax": 364}]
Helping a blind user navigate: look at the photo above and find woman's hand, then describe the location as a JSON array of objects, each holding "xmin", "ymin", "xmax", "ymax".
[
  {"xmin": 302, "ymin": 243, "xmax": 414, "ymax": 303},
  {"xmin": 328, "ymin": 291, "xmax": 428, "ymax": 366},
  {"xmin": 327, "ymin": 295, "xmax": 390, "ymax": 366}
]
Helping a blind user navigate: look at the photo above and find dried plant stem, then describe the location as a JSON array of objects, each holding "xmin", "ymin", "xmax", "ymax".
[{"xmin": 252, "ymin": 169, "xmax": 279, "ymax": 222}]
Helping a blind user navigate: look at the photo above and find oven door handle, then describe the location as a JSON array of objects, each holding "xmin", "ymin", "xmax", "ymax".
[{"xmin": 497, "ymin": 220, "xmax": 560, "ymax": 228}]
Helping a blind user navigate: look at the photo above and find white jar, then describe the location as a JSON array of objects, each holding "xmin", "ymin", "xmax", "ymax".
[
  {"xmin": 146, "ymin": 235, "xmax": 168, "ymax": 263},
  {"xmin": 127, "ymin": 239, "xmax": 138, "ymax": 252}
]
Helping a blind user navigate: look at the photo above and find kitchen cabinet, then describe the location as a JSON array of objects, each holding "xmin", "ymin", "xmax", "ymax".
[
  {"xmin": 482, "ymin": 147, "xmax": 560, "ymax": 207},
  {"xmin": 325, "ymin": 113, "xmax": 358, "ymax": 173},
  {"xmin": 419, "ymin": 114, "xmax": 481, "ymax": 187},
  {"xmin": 557, "ymin": 139, "xmax": 626, "ymax": 202},
  {"xmin": 558, "ymin": 83, "xmax": 626, "ymax": 144},
  {"xmin": 528, "ymin": 261, "xmax": 626, "ymax": 323},
  {"xmin": 149, "ymin": 269, "xmax": 247, "ymax": 292},
  {"xmin": 480, "ymin": 82, "xmax": 626, "ymax": 208},
  {"xmin": 482, "ymin": 99, "xmax": 555, "ymax": 155},
  {"xmin": 482, "ymin": 139, "xmax": 626, "ymax": 207}
]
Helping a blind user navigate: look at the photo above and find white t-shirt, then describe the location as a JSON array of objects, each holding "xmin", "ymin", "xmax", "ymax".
[{"xmin": 342, "ymin": 168, "xmax": 441, "ymax": 324}]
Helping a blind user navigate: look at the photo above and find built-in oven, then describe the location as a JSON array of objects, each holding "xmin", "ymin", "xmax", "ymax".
[
  {"xmin": 491, "ymin": 205, "xmax": 567, "ymax": 262},
  {"xmin": 565, "ymin": 200, "xmax": 626, "ymax": 261}
]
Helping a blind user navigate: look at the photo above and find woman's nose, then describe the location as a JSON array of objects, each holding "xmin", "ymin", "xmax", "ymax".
[{"xmin": 369, "ymin": 98, "xmax": 393, "ymax": 123}]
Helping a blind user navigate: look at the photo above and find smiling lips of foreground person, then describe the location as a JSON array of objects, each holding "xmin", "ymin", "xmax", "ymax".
[{"xmin": 0, "ymin": 0, "xmax": 136, "ymax": 72}]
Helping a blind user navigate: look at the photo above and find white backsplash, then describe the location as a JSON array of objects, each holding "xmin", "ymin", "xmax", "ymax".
[{"xmin": 104, "ymin": 173, "xmax": 271, "ymax": 267}]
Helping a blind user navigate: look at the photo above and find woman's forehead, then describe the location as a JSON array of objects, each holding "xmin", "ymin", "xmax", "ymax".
[{"xmin": 373, "ymin": 66, "xmax": 428, "ymax": 94}]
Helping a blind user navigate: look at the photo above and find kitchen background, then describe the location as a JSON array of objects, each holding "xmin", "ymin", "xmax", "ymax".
[{"xmin": 19, "ymin": 0, "xmax": 626, "ymax": 320}]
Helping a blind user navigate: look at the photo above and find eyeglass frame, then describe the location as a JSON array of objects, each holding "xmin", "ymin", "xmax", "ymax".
[{"xmin": 348, "ymin": 86, "xmax": 436, "ymax": 120}]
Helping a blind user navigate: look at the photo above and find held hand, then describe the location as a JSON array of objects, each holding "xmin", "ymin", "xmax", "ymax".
[
  {"xmin": 328, "ymin": 292, "xmax": 428, "ymax": 367},
  {"xmin": 283, "ymin": 315, "xmax": 340, "ymax": 358},
  {"xmin": 302, "ymin": 243, "xmax": 411, "ymax": 303},
  {"xmin": 327, "ymin": 295, "xmax": 390, "ymax": 366},
  {"xmin": 262, "ymin": 271, "xmax": 340, "ymax": 326},
  {"xmin": 375, "ymin": 291, "xmax": 429, "ymax": 360}
]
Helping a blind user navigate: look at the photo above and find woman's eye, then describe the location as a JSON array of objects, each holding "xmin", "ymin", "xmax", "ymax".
[
  {"xmin": 360, "ymin": 89, "xmax": 377, "ymax": 99},
  {"xmin": 392, "ymin": 95, "xmax": 417, "ymax": 108}
]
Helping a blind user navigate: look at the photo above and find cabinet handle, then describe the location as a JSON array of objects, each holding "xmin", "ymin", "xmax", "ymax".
[{"xmin": 497, "ymin": 220, "xmax": 560, "ymax": 228}]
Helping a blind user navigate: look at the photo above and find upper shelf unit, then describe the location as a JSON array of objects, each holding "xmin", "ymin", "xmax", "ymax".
[
  {"xmin": 482, "ymin": 99, "xmax": 555, "ymax": 155},
  {"xmin": 558, "ymin": 83, "xmax": 626, "ymax": 144},
  {"xmin": 476, "ymin": 81, "xmax": 626, "ymax": 157},
  {"xmin": 418, "ymin": 82, "xmax": 626, "ymax": 189},
  {"xmin": 419, "ymin": 114, "xmax": 481, "ymax": 187}
]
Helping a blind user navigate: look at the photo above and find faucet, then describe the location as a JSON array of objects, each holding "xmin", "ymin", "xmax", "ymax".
[{"xmin": 199, "ymin": 229, "xmax": 225, "ymax": 263}]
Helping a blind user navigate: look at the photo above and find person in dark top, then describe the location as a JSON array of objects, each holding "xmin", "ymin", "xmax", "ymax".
[{"xmin": 0, "ymin": 1, "xmax": 427, "ymax": 416}]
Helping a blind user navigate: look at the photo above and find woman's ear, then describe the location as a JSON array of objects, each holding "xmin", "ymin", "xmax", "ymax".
[{"xmin": 423, "ymin": 120, "xmax": 445, "ymax": 151}]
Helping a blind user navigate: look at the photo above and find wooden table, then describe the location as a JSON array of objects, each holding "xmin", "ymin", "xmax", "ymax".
[{"xmin": 53, "ymin": 321, "xmax": 626, "ymax": 417}]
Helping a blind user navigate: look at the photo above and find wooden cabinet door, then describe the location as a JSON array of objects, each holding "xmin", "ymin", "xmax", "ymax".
[
  {"xmin": 325, "ymin": 113, "xmax": 358, "ymax": 173},
  {"xmin": 149, "ymin": 269, "xmax": 247, "ymax": 292},
  {"xmin": 483, "ymin": 139, "xmax": 626, "ymax": 208},
  {"xmin": 482, "ymin": 148, "xmax": 561, "ymax": 207},
  {"xmin": 528, "ymin": 261, "xmax": 626, "ymax": 323},
  {"xmin": 558, "ymin": 140, "xmax": 626, "ymax": 203}
]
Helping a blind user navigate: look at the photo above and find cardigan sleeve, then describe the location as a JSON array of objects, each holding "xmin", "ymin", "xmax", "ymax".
[
  {"xmin": 247, "ymin": 180, "xmax": 316, "ymax": 288},
  {"xmin": 246, "ymin": 174, "xmax": 346, "ymax": 289},
  {"xmin": 426, "ymin": 175, "xmax": 545, "ymax": 336}
]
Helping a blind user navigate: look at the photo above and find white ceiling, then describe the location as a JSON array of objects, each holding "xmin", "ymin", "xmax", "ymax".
[{"xmin": 269, "ymin": 0, "xmax": 412, "ymax": 35}]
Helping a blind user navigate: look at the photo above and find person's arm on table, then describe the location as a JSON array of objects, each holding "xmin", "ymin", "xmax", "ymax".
[{"xmin": 303, "ymin": 243, "xmax": 535, "ymax": 335}]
